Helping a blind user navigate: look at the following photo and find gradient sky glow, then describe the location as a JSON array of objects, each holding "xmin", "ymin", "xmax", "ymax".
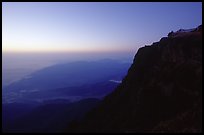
[{"xmin": 2, "ymin": 2, "xmax": 202, "ymax": 53}]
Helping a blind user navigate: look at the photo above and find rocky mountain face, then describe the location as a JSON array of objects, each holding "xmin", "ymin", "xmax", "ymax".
[{"xmin": 67, "ymin": 25, "xmax": 202, "ymax": 133}]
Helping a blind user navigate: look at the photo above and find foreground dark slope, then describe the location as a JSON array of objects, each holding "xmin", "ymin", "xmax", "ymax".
[
  {"xmin": 3, "ymin": 98, "xmax": 100, "ymax": 133},
  {"xmin": 68, "ymin": 25, "xmax": 202, "ymax": 132}
]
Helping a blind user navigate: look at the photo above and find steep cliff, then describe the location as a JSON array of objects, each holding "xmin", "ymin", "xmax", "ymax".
[{"xmin": 68, "ymin": 25, "xmax": 202, "ymax": 133}]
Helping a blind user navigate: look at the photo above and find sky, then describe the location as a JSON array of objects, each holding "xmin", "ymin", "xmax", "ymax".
[{"xmin": 2, "ymin": 2, "xmax": 202, "ymax": 53}]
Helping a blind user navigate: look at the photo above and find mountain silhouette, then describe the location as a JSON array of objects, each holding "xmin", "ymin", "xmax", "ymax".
[{"xmin": 67, "ymin": 25, "xmax": 202, "ymax": 133}]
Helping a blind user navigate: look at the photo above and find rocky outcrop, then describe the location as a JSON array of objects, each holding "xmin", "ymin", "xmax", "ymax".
[{"xmin": 68, "ymin": 25, "xmax": 202, "ymax": 133}]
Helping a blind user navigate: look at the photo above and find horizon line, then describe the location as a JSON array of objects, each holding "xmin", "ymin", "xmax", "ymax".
[{"xmin": 2, "ymin": 49, "xmax": 137, "ymax": 54}]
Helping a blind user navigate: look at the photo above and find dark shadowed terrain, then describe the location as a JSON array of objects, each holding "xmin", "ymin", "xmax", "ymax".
[
  {"xmin": 3, "ymin": 98, "xmax": 100, "ymax": 133},
  {"xmin": 67, "ymin": 25, "xmax": 202, "ymax": 133}
]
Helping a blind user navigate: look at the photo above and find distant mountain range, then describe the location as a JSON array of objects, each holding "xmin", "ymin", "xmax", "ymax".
[
  {"xmin": 3, "ymin": 59, "xmax": 130, "ymax": 103},
  {"xmin": 2, "ymin": 59, "xmax": 130, "ymax": 132},
  {"xmin": 67, "ymin": 25, "xmax": 202, "ymax": 133}
]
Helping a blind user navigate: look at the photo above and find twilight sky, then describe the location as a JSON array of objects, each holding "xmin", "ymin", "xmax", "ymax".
[{"xmin": 2, "ymin": 2, "xmax": 202, "ymax": 53}]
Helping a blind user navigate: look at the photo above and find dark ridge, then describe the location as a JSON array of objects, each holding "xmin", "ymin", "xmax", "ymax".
[{"xmin": 67, "ymin": 25, "xmax": 202, "ymax": 133}]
